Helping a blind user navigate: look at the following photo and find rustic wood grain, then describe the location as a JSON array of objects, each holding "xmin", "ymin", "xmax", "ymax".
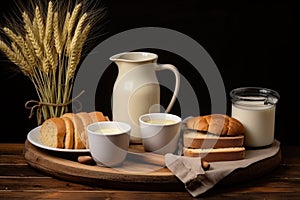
[
  {"xmin": 0, "ymin": 155, "xmax": 27, "ymax": 164},
  {"xmin": 1, "ymin": 143, "xmax": 300, "ymax": 199},
  {"xmin": 0, "ymin": 143, "xmax": 24, "ymax": 155},
  {"xmin": 0, "ymin": 191, "xmax": 194, "ymax": 200},
  {"xmin": 23, "ymin": 140, "xmax": 182, "ymax": 191},
  {"xmin": 22, "ymin": 139, "xmax": 281, "ymax": 191}
]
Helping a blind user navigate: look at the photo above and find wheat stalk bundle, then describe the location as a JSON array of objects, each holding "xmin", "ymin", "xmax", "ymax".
[{"xmin": 0, "ymin": 0, "xmax": 106, "ymax": 125}]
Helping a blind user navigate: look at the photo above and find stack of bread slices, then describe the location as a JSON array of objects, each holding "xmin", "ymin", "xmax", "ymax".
[
  {"xmin": 40, "ymin": 111, "xmax": 109, "ymax": 149},
  {"xmin": 183, "ymin": 114, "xmax": 245, "ymax": 162}
]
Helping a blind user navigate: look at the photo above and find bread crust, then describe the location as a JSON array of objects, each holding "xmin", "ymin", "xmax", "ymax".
[
  {"xmin": 184, "ymin": 114, "xmax": 245, "ymax": 162},
  {"xmin": 76, "ymin": 112, "xmax": 93, "ymax": 148},
  {"xmin": 61, "ymin": 116, "xmax": 74, "ymax": 149},
  {"xmin": 183, "ymin": 147, "xmax": 245, "ymax": 162},
  {"xmin": 89, "ymin": 111, "xmax": 109, "ymax": 122},
  {"xmin": 39, "ymin": 111, "xmax": 109, "ymax": 149},
  {"xmin": 62, "ymin": 113, "xmax": 85, "ymax": 149},
  {"xmin": 184, "ymin": 131, "xmax": 244, "ymax": 149},
  {"xmin": 40, "ymin": 117, "xmax": 66, "ymax": 148},
  {"xmin": 186, "ymin": 114, "xmax": 245, "ymax": 136}
]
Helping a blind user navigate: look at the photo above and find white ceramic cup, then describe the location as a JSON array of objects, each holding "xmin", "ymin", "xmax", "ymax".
[
  {"xmin": 139, "ymin": 113, "xmax": 182, "ymax": 155},
  {"xmin": 87, "ymin": 121, "xmax": 131, "ymax": 167}
]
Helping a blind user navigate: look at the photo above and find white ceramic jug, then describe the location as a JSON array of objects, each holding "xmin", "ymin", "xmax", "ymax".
[{"xmin": 110, "ymin": 52, "xmax": 180, "ymax": 143}]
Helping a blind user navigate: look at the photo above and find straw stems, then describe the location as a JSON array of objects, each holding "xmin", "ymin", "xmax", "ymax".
[{"xmin": 0, "ymin": 1, "xmax": 97, "ymax": 124}]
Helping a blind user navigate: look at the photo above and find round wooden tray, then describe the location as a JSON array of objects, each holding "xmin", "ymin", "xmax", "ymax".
[{"xmin": 23, "ymin": 140, "xmax": 281, "ymax": 191}]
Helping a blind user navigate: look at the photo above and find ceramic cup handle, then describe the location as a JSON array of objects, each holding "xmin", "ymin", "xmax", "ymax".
[{"xmin": 155, "ymin": 64, "xmax": 180, "ymax": 113}]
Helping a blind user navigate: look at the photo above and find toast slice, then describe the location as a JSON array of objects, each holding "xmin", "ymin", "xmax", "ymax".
[
  {"xmin": 62, "ymin": 113, "xmax": 85, "ymax": 149},
  {"xmin": 76, "ymin": 112, "xmax": 93, "ymax": 148},
  {"xmin": 40, "ymin": 117, "xmax": 66, "ymax": 148},
  {"xmin": 184, "ymin": 131, "xmax": 244, "ymax": 149},
  {"xmin": 183, "ymin": 147, "xmax": 246, "ymax": 162},
  {"xmin": 61, "ymin": 116, "xmax": 74, "ymax": 149},
  {"xmin": 89, "ymin": 111, "xmax": 109, "ymax": 122}
]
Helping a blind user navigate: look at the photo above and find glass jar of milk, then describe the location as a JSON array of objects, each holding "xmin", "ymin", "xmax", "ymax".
[{"xmin": 230, "ymin": 87, "xmax": 280, "ymax": 148}]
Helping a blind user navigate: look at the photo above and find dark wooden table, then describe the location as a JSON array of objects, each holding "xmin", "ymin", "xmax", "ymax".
[{"xmin": 1, "ymin": 143, "xmax": 300, "ymax": 199}]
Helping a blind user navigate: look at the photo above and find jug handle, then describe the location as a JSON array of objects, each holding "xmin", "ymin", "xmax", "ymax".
[{"xmin": 155, "ymin": 64, "xmax": 180, "ymax": 113}]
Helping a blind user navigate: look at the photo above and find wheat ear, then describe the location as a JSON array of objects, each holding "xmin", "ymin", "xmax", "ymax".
[
  {"xmin": 71, "ymin": 23, "xmax": 91, "ymax": 70},
  {"xmin": 44, "ymin": 1, "xmax": 53, "ymax": 43},
  {"xmin": 53, "ymin": 12, "xmax": 62, "ymax": 55},
  {"xmin": 22, "ymin": 37, "xmax": 37, "ymax": 67},
  {"xmin": 78, "ymin": 23, "xmax": 91, "ymax": 50},
  {"xmin": 3, "ymin": 27, "xmax": 38, "ymax": 68},
  {"xmin": 3, "ymin": 27, "xmax": 24, "ymax": 48},
  {"xmin": 68, "ymin": 3, "xmax": 82, "ymax": 36},
  {"xmin": 66, "ymin": 3, "xmax": 82, "ymax": 55},
  {"xmin": 43, "ymin": 1, "xmax": 57, "ymax": 69},
  {"xmin": 0, "ymin": 40, "xmax": 31, "ymax": 75},
  {"xmin": 22, "ymin": 12, "xmax": 43, "ymax": 59},
  {"xmin": 61, "ymin": 12, "xmax": 70, "ymax": 47},
  {"xmin": 34, "ymin": 6, "xmax": 45, "ymax": 42},
  {"xmin": 67, "ymin": 13, "xmax": 88, "ymax": 81}
]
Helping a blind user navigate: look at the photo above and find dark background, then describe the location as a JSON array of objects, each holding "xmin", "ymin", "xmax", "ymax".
[{"xmin": 0, "ymin": 0, "xmax": 298, "ymax": 145}]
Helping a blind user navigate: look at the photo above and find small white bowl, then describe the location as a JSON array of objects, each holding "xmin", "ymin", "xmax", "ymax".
[
  {"xmin": 87, "ymin": 121, "xmax": 131, "ymax": 167},
  {"xmin": 139, "ymin": 113, "xmax": 182, "ymax": 155}
]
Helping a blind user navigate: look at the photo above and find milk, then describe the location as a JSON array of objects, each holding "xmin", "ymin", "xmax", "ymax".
[
  {"xmin": 94, "ymin": 128, "xmax": 122, "ymax": 134},
  {"xmin": 231, "ymin": 100, "xmax": 276, "ymax": 147},
  {"xmin": 145, "ymin": 119, "xmax": 176, "ymax": 125}
]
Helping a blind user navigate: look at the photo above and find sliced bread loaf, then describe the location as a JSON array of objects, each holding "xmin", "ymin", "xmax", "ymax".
[
  {"xmin": 39, "ymin": 111, "xmax": 110, "ymax": 149},
  {"xmin": 40, "ymin": 117, "xmax": 66, "ymax": 148}
]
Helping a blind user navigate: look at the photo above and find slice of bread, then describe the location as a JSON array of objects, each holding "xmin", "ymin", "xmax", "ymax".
[
  {"xmin": 76, "ymin": 112, "xmax": 93, "ymax": 148},
  {"xmin": 184, "ymin": 131, "xmax": 244, "ymax": 149},
  {"xmin": 40, "ymin": 117, "xmax": 66, "ymax": 148},
  {"xmin": 61, "ymin": 116, "xmax": 74, "ymax": 149},
  {"xmin": 62, "ymin": 113, "xmax": 85, "ymax": 149},
  {"xmin": 89, "ymin": 111, "xmax": 108, "ymax": 122},
  {"xmin": 183, "ymin": 147, "xmax": 246, "ymax": 162}
]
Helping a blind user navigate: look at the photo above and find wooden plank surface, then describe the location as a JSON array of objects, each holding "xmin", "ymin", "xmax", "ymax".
[
  {"xmin": 23, "ymin": 140, "xmax": 183, "ymax": 191},
  {"xmin": 1, "ymin": 143, "xmax": 300, "ymax": 200},
  {"xmin": 22, "ymin": 140, "xmax": 281, "ymax": 190}
]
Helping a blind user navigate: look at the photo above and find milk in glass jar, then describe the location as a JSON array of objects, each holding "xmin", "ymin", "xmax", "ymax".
[{"xmin": 230, "ymin": 87, "xmax": 280, "ymax": 148}]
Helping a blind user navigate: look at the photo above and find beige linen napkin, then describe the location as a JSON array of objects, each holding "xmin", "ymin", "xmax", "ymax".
[{"xmin": 165, "ymin": 140, "xmax": 280, "ymax": 197}]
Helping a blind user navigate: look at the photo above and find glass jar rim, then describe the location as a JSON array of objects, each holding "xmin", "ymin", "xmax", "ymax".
[{"xmin": 230, "ymin": 87, "xmax": 280, "ymax": 105}]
